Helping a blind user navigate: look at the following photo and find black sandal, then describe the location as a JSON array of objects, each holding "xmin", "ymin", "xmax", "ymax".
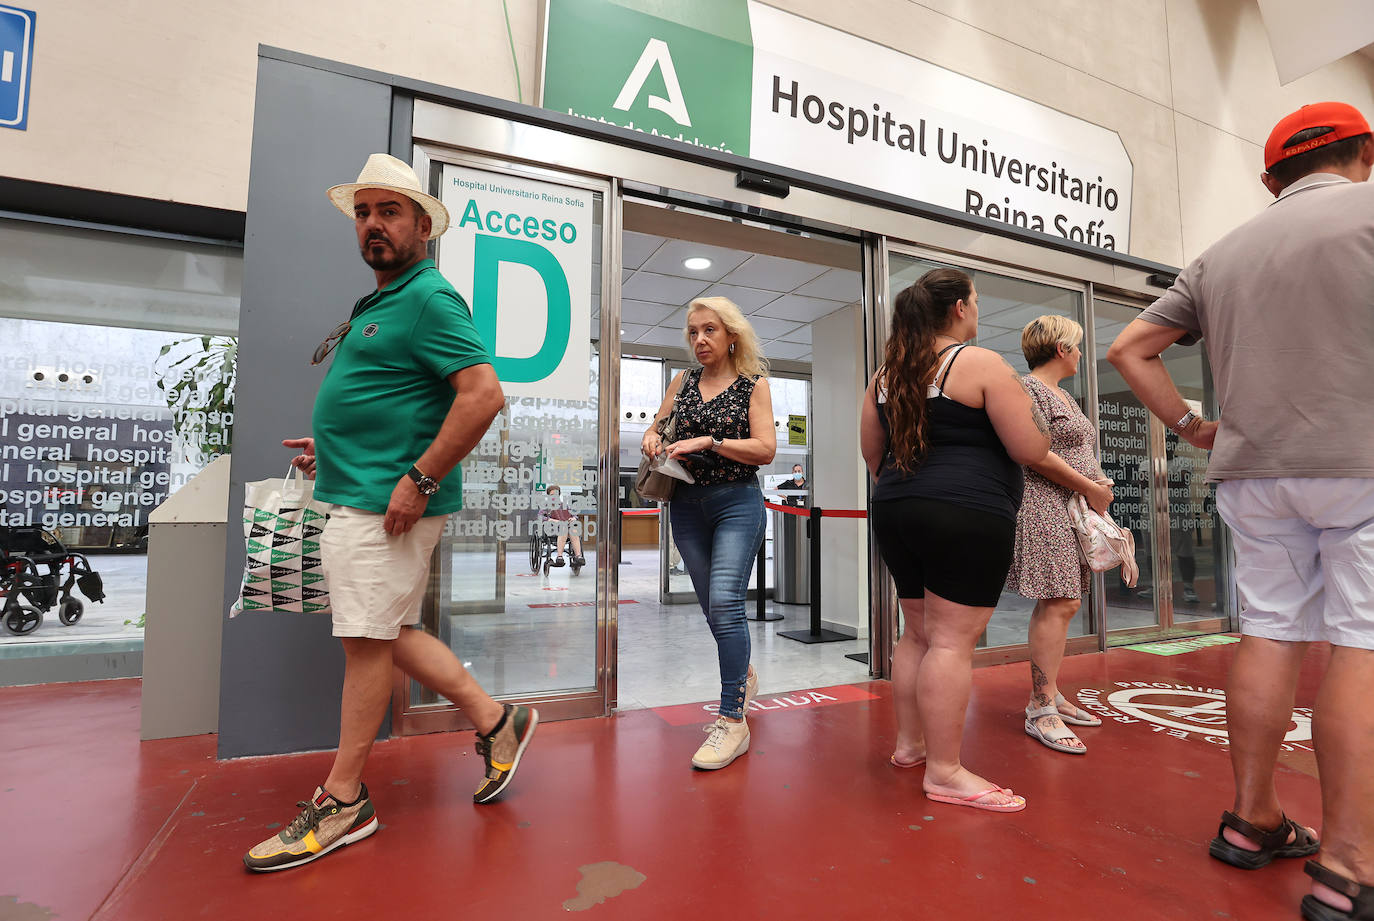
[
  {"xmin": 1208, "ymin": 811, "xmax": 1320, "ymax": 869},
  {"xmin": 1302, "ymin": 861, "xmax": 1374, "ymax": 921}
]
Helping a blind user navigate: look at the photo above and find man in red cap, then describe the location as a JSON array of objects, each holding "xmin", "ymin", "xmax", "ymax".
[{"xmin": 1109, "ymin": 103, "xmax": 1374, "ymax": 921}]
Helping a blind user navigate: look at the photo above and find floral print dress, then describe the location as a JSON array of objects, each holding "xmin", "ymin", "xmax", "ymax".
[
  {"xmin": 673, "ymin": 368, "xmax": 759, "ymax": 486},
  {"xmin": 1005, "ymin": 374, "xmax": 1104, "ymax": 599}
]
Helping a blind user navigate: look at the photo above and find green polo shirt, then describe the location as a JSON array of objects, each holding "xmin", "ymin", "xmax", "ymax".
[{"xmin": 312, "ymin": 259, "xmax": 493, "ymax": 517}]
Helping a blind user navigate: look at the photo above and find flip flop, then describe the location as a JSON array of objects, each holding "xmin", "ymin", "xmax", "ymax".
[
  {"xmin": 890, "ymin": 753, "xmax": 926, "ymax": 769},
  {"xmin": 925, "ymin": 786, "xmax": 1027, "ymax": 813},
  {"xmin": 1026, "ymin": 704, "xmax": 1087, "ymax": 754},
  {"xmin": 1301, "ymin": 861, "xmax": 1374, "ymax": 921},
  {"xmin": 1209, "ymin": 811, "xmax": 1320, "ymax": 870},
  {"xmin": 1055, "ymin": 692, "xmax": 1102, "ymax": 727}
]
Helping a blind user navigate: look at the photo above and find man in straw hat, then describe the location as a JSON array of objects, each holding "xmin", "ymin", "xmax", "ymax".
[
  {"xmin": 1109, "ymin": 103, "xmax": 1374, "ymax": 921},
  {"xmin": 244, "ymin": 153, "xmax": 538, "ymax": 872}
]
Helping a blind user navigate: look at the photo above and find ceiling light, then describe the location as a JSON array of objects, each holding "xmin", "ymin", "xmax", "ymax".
[{"xmin": 683, "ymin": 256, "xmax": 712, "ymax": 271}]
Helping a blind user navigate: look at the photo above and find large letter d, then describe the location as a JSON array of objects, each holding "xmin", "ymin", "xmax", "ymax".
[{"xmin": 472, "ymin": 234, "xmax": 572, "ymax": 383}]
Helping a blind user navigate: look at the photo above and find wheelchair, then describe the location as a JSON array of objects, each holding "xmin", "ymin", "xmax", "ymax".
[
  {"xmin": 527, "ymin": 521, "xmax": 585, "ymax": 576},
  {"xmin": 1, "ymin": 524, "xmax": 106, "ymax": 636}
]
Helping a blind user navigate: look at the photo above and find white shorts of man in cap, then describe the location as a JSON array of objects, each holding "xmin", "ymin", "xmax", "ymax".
[
  {"xmin": 1109, "ymin": 102, "xmax": 1374, "ymax": 921},
  {"xmin": 243, "ymin": 153, "xmax": 538, "ymax": 873}
]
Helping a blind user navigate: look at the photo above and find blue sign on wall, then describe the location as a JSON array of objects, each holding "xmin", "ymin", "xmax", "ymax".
[{"xmin": 0, "ymin": 4, "xmax": 35, "ymax": 131}]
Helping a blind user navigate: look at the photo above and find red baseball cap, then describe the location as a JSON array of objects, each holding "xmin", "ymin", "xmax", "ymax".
[{"xmin": 1264, "ymin": 102, "xmax": 1371, "ymax": 171}]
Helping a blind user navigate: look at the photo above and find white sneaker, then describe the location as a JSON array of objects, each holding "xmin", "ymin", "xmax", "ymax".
[{"xmin": 691, "ymin": 717, "xmax": 750, "ymax": 770}]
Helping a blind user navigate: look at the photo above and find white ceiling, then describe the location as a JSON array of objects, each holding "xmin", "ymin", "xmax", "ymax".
[
  {"xmin": 601, "ymin": 239, "xmax": 1199, "ymax": 386},
  {"xmin": 596, "ymin": 231, "xmax": 864, "ymax": 363},
  {"xmin": 1255, "ymin": 0, "xmax": 1374, "ymax": 83}
]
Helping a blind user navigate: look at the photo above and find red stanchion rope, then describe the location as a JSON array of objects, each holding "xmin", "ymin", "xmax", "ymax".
[
  {"xmin": 764, "ymin": 501, "xmax": 807, "ymax": 516},
  {"xmin": 620, "ymin": 508, "xmax": 661, "ymax": 516},
  {"xmin": 764, "ymin": 501, "xmax": 867, "ymax": 519}
]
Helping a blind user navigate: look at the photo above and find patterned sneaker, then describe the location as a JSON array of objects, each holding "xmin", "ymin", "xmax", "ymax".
[
  {"xmin": 691, "ymin": 716, "xmax": 750, "ymax": 770},
  {"xmin": 473, "ymin": 704, "xmax": 539, "ymax": 804},
  {"xmin": 243, "ymin": 785, "xmax": 378, "ymax": 872}
]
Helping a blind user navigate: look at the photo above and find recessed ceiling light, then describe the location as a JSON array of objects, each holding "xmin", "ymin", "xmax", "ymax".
[{"xmin": 683, "ymin": 256, "xmax": 712, "ymax": 271}]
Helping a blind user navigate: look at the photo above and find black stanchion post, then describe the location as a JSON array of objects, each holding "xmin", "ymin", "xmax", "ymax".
[
  {"xmin": 779, "ymin": 506, "xmax": 848, "ymax": 644},
  {"xmin": 752, "ymin": 510, "xmax": 783, "ymax": 622},
  {"xmin": 756, "ymin": 541, "xmax": 765, "ymax": 619},
  {"xmin": 809, "ymin": 506, "xmax": 822, "ymax": 633}
]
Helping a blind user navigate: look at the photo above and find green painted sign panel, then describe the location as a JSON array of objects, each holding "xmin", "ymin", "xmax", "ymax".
[
  {"xmin": 543, "ymin": 0, "xmax": 753, "ymax": 155},
  {"xmin": 1124, "ymin": 635, "xmax": 1239, "ymax": 657}
]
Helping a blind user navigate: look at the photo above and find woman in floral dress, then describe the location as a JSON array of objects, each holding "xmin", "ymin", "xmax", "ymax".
[{"xmin": 1006, "ymin": 316, "xmax": 1114, "ymax": 754}]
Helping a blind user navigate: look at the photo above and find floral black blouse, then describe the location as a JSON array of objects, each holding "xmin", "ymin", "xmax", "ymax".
[{"xmin": 673, "ymin": 368, "xmax": 759, "ymax": 486}]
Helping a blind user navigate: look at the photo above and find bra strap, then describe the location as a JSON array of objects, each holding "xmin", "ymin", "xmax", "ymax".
[{"xmin": 933, "ymin": 344, "xmax": 966, "ymax": 394}]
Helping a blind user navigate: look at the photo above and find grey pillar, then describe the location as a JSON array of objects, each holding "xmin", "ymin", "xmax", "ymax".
[{"xmin": 218, "ymin": 54, "xmax": 395, "ymax": 758}]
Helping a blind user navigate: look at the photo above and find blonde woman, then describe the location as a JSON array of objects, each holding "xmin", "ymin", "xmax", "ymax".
[
  {"xmin": 642, "ymin": 297, "xmax": 777, "ymax": 769},
  {"xmin": 1005, "ymin": 315, "xmax": 1113, "ymax": 754}
]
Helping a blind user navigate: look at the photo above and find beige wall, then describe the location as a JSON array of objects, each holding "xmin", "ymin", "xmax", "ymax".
[
  {"xmin": 8, "ymin": 0, "xmax": 541, "ymax": 212},
  {"xmin": 9, "ymin": 0, "xmax": 1374, "ymax": 266}
]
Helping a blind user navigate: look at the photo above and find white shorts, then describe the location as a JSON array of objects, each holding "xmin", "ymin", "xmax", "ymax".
[
  {"xmin": 1216, "ymin": 478, "xmax": 1374, "ymax": 649},
  {"xmin": 319, "ymin": 505, "xmax": 448, "ymax": 640}
]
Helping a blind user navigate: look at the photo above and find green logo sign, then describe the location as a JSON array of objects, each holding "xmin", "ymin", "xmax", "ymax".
[{"xmin": 542, "ymin": 0, "xmax": 753, "ymax": 155}]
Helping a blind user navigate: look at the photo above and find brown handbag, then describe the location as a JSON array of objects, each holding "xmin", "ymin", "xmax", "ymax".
[{"xmin": 635, "ymin": 406, "xmax": 679, "ymax": 502}]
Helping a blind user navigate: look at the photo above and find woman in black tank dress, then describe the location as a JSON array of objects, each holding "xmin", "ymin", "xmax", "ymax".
[{"xmin": 860, "ymin": 268, "xmax": 1050, "ymax": 813}]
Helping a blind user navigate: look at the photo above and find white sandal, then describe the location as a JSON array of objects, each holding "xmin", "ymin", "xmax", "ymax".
[
  {"xmin": 1054, "ymin": 692, "xmax": 1102, "ymax": 727},
  {"xmin": 1025, "ymin": 704, "xmax": 1087, "ymax": 755}
]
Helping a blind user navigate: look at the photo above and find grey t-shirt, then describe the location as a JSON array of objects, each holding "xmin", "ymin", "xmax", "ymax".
[{"xmin": 1138, "ymin": 173, "xmax": 1374, "ymax": 481}]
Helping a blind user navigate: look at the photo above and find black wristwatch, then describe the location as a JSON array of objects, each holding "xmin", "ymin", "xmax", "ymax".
[{"xmin": 407, "ymin": 465, "xmax": 440, "ymax": 496}]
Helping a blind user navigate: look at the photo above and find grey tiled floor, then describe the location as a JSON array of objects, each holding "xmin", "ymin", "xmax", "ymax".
[
  {"xmin": 0, "ymin": 553, "xmax": 146, "ymax": 650},
  {"xmin": 614, "ymin": 548, "xmax": 871, "ymax": 710},
  {"xmin": 442, "ymin": 546, "xmax": 872, "ymax": 710}
]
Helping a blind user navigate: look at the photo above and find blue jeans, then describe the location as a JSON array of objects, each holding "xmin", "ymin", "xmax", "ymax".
[{"xmin": 669, "ymin": 479, "xmax": 766, "ymax": 719}]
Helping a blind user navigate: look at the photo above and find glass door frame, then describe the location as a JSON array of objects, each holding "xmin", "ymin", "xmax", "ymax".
[
  {"xmin": 390, "ymin": 144, "xmax": 623, "ymax": 734},
  {"xmin": 1093, "ymin": 295, "xmax": 1233, "ymax": 645},
  {"xmin": 398, "ymin": 94, "xmax": 1210, "ymax": 712}
]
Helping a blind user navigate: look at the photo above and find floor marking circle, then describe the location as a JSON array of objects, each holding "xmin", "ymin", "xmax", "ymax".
[{"xmin": 1104, "ymin": 687, "xmax": 1311, "ymax": 741}]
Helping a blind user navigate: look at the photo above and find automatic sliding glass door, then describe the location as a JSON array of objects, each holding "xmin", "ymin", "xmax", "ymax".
[
  {"xmin": 1093, "ymin": 297, "xmax": 1230, "ymax": 644},
  {"xmin": 884, "ymin": 249, "xmax": 1094, "ymax": 659},
  {"xmin": 393, "ymin": 150, "xmax": 617, "ymax": 733}
]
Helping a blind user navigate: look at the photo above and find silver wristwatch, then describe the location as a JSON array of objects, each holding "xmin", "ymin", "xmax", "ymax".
[
  {"xmin": 1170, "ymin": 410, "xmax": 1199, "ymax": 434},
  {"xmin": 710, "ymin": 435, "xmax": 724, "ymax": 451}
]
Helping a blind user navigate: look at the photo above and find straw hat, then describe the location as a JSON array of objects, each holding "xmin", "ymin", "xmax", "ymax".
[{"xmin": 326, "ymin": 153, "xmax": 450, "ymax": 238}]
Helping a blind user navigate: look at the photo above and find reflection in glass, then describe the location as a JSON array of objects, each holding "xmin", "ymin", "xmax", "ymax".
[
  {"xmin": 0, "ymin": 312, "xmax": 237, "ymax": 653},
  {"xmin": 1094, "ymin": 301, "xmax": 1160, "ymax": 636},
  {"xmin": 1160, "ymin": 340, "xmax": 1225, "ymax": 621}
]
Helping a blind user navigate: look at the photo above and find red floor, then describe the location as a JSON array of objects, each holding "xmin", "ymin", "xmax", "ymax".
[{"xmin": 0, "ymin": 642, "xmax": 1328, "ymax": 921}]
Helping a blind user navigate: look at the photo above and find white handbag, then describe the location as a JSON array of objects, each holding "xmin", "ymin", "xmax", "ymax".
[
  {"xmin": 230, "ymin": 466, "xmax": 333, "ymax": 615},
  {"xmin": 1066, "ymin": 493, "xmax": 1139, "ymax": 587}
]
